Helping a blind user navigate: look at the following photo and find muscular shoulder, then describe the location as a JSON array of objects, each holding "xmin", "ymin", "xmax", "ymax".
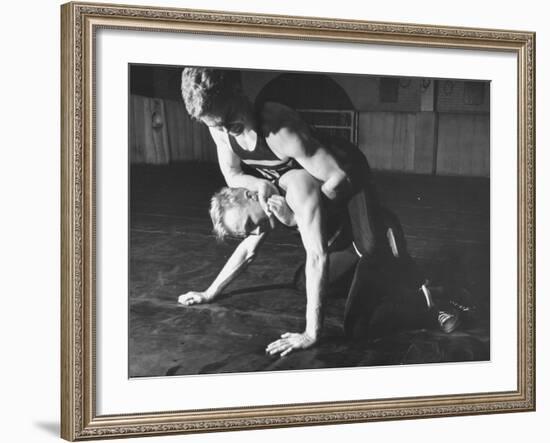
[
  {"xmin": 259, "ymin": 102, "xmax": 299, "ymax": 130},
  {"xmin": 281, "ymin": 170, "xmax": 321, "ymax": 215},
  {"xmin": 259, "ymin": 102, "xmax": 316, "ymax": 157}
]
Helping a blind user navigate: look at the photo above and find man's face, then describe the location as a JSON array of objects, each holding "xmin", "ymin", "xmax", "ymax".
[
  {"xmin": 223, "ymin": 189, "xmax": 274, "ymax": 237},
  {"xmin": 200, "ymin": 96, "xmax": 250, "ymax": 137}
]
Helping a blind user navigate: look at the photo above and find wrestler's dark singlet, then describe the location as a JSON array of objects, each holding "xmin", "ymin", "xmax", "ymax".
[
  {"xmin": 227, "ymin": 106, "xmax": 426, "ymax": 339},
  {"xmin": 228, "ymin": 124, "xmax": 352, "ymax": 251},
  {"xmin": 228, "ymin": 104, "xmax": 382, "ymax": 259},
  {"xmin": 227, "ymin": 131, "xmax": 301, "ymax": 183}
]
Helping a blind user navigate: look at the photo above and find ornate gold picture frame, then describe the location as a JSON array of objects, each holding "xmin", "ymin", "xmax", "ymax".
[{"xmin": 61, "ymin": 1, "xmax": 535, "ymax": 440}]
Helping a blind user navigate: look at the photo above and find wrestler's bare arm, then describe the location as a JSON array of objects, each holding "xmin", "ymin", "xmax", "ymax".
[
  {"xmin": 210, "ymin": 128, "xmax": 278, "ymax": 211},
  {"xmin": 266, "ymin": 171, "xmax": 328, "ymax": 356},
  {"xmin": 178, "ymin": 233, "xmax": 266, "ymax": 305},
  {"xmin": 263, "ymin": 103, "xmax": 351, "ymax": 201}
]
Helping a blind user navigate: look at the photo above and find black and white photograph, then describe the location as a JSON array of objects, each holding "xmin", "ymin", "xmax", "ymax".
[
  {"xmin": 2, "ymin": 0, "xmax": 546, "ymax": 440},
  {"xmin": 128, "ymin": 65, "xmax": 490, "ymax": 377}
]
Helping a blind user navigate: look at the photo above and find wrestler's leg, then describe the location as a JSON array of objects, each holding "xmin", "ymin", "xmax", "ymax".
[
  {"xmin": 344, "ymin": 258, "xmax": 433, "ymax": 339},
  {"xmin": 367, "ymin": 289, "xmax": 434, "ymax": 338},
  {"xmin": 343, "ymin": 258, "xmax": 383, "ymax": 338},
  {"xmin": 346, "ymin": 183, "xmax": 381, "ymax": 259},
  {"xmin": 381, "ymin": 207, "xmax": 424, "ymax": 289},
  {"xmin": 343, "ymin": 171, "xmax": 386, "ymax": 337},
  {"xmin": 328, "ymin": 246, "xmax": 358, "ymax": 283},
  {"xmin": 344, "ymin": 203, "xmax": 427, "ymax": 338}
]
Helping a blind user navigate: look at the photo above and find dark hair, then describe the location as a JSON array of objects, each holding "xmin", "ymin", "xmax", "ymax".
[{"xmin": 180, "ymin": 68, "xmax": 243, "ymax": 119}]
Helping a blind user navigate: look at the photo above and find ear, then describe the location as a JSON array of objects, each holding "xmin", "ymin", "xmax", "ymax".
[{"xmin": 244, "ymin": 190, "xmax": 258, "ymax": 201}]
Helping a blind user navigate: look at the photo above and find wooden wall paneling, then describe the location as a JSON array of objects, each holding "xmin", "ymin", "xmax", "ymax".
[
  {"xmin": 361, "ymin": 112, "xmax": 391, "ymax": 170},
  {"xmin": 414, "ymin": 112, "xmax": 436, "ymax": 174},
  {"xmin": 141, "ymin": 96, "xmax": 154, "ymax": 164},
  {"xmin": 459, "ymin": 116, "xmax": 475, "ymax": 176},
  {"xmin": 380, "ymin": 113, "xmax": 394, "ymax": 169},
  {"xmin": 401, "ymin": 113, "xmax": 416, "ymax": 171},
  {"xmin": 157, "ymin": 96, "xmax": 218, "ymax": 163},
  {"xmin": 390, "ymin": 112, "xmax": 404, "ymax": 170},
  {"xmin": 164, "ymin": 98, "xmax": 184, "ymax": 161},
  {"xmin": 360, "ymin": 112, "xmax": 383, "ymax": 170},
  {"xmin": 470, "ymin": 114, "xmax": 490, "ymax": 176},
  {"xmin": 436, "ymin": 113, "xmax": 459, "ymax": 175},
  {"xmin": 129, "ymin": 94, "xmax": 137, "ymax": 163},
  {"xmin": 181, "ymin": 101, "xmax": 191, "ymax": 161},
  {"xmin": 130, "ymin": 94, "xmax": 146, "ymax": 163},
  {"xmin": 150, "ymin": 98, "xmax": 171, "ymax": 164},
  {"xmin": 165, "ymin": 98, "xmax": 202, "ymax": 163},
  {"xmin": 358, "ymin": 112, "xmax": 416, "ymax": 172},
  {"xmin": 130, "ymin": 94, "xmax": 173, "ymax": 164},
  {"xmin": 184, "ymin": 106, "xmax": 198, "ymax": 161},
  {"xmin": 436, "ymin": 113, "xmax": 489, "ymax": 177},
  {"xmin": 132, "ymin": 94, "xmax": 488, "ymax": 175}
]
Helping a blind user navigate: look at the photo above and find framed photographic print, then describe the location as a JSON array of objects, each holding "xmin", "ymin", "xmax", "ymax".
[{"xmin": 61, "ymin": 1, "xmax": 536, "ymax": 440}]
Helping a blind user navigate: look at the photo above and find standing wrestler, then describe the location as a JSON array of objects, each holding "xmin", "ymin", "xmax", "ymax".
[{"xmin": 180, "ymin": 68, "xmax": 418, "ymax": 340}]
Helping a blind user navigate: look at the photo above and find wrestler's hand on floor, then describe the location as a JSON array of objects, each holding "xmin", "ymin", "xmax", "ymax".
[
  {"xmin": 265, "ymin": 332, "xmax": 318, "ymax": 357},
  {"xmin": 178, "ymin": 291, "xmax": 214, "ymax": 306}
]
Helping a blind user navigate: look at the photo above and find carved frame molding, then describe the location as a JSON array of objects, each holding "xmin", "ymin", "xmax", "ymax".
[{"xmin": 61, "ymin": 2, "xmax": 535, "ymax": 440}]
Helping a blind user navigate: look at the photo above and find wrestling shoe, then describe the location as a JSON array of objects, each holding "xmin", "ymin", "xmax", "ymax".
[
  {"xmin": 437, "ymin": 307, "xmax": 461, "ymax": 334},
  {"xmin": 420, "ymin": 283, "xmax": 461, "ymax": 334}
]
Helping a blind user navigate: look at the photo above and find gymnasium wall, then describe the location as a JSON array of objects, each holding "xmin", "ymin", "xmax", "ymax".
[
  {"xmin": 129, "ymin": 95, "xmax": 217, "ymax": 164},
  {"xmin": 357, "ymin": 110, "xmax": 490, "ymax": 176},
  {"xmin": 128, "ymin": 67, "xmax": 489, "ymax": 177}
]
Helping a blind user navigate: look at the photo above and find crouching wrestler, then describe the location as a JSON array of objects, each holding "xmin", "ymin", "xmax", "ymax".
[{"xmin": 178, "ymin": 170, "xmax": 458, "ymax": 356}]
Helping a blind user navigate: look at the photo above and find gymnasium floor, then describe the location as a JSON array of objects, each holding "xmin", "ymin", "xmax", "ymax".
[{"xmin": 129, "ymin": 163, "xmax": 490, "ymax": 377}]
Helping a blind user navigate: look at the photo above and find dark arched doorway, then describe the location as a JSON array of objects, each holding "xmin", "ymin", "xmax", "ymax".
[
  {"xmin": 256, "ymin": 73, "xmax": 358, "ymax": 143},
  {"xmin": 256, "ymin": 73, "xmax": 353, "ymax": 109}
]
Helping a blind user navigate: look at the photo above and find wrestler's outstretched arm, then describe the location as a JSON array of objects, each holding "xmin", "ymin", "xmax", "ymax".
[
  {"xmin": 178, "ymin": 233, "xmax": 266, "ymax": 305},
  {"xmin": 210, "ymin": 128, "xmax": 278, "ymax": 214},
  {"xmin": 266, "ymin": 171, "xmax": 328, "ymax": 357}
]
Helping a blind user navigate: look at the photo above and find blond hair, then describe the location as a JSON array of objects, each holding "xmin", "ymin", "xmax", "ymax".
[{"xmin": 209, "ymin": 187, "xmax": 247, "ymax": 241}]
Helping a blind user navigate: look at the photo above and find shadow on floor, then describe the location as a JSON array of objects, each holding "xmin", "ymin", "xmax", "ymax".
[{"xmin": 129, "ymin": 163, "xmax": 490, "ymax": 377}]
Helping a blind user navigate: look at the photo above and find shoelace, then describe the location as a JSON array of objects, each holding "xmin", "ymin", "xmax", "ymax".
[
  {"xmin": 438, "ymin": 311, "xmax": 455, "ymax": 325},
  {"xmin": 450, "ymin": 300, "xmax": 474, "ymax": 312}
]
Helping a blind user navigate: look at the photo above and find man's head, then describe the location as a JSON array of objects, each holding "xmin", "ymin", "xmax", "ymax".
[
  {"xmin": 210, "ymin": 187, "xmax": 274, "ymax": 241},
  {"xmin": 181, "ymin": 68, "xmax": 251, "ymax": 136}
]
